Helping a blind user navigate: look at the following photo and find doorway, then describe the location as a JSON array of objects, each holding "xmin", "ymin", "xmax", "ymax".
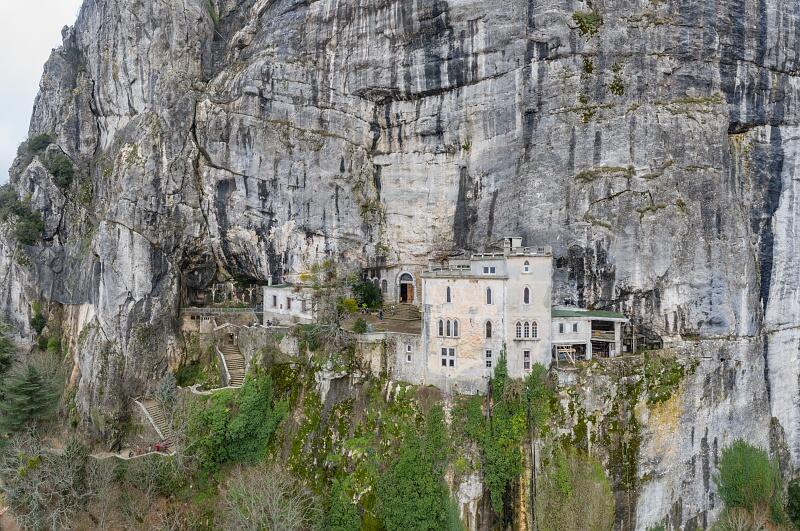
[{"xmin": 399, "ymin": 273, "xmax": 414, "ymax": 304}]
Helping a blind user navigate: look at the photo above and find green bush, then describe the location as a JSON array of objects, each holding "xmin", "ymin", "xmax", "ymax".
[
  {"xmin": 352, "ymin": 281, "xmax": 382, "ymax": 309},
  {"xmin": 26, "ymin": 134, "xmax": 53, "ymax": 154},
  {"xmin": 715, "ymin": 440, "xmax": 784, "ymax": 521},
  {"xmin": 0, "ymin": 185, "xmax": 44, "ymax": 245},
  {"xmin": 30, "ymin": 310, "xmax": 46, "ymax": 336},
  {"xmin": 376, "ymin": 406, "xmax": 452, "ymax": 530},
  {"xmin": 787, "ymin": 479, "xmax": 800, "ymax": 528},
  {"xmin": 44, "ymin": 152, "xmax": 75, "ymax": 189},
  {"xmin": 352, "ymin": 318, "xmax": 368, "ymax": 334},
  {"xmin": 535, "ymin": 447, "xmax": 615, "ymax": 531},
  {"xmin": 324, "ymin": 479, "xmax": 361, "ymax": 531},
  {"xmin": 188, "ymin": 369, "xmax": 286, "ymax": 473},
  {"xmin": 46, "ymin": 337, "xmax": 60, "ymax": 354},
  {"xmin": 572, "ymin": 11, "xmax": 603, "ymax": 37}
]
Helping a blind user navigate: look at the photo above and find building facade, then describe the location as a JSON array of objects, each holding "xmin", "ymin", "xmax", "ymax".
[
  {"xmin": 420, "ymin": 238, "xmax": 553, "ymax": 391},
  {"xmin": 262, "ymin": 284, "xmax": 315, "ymax": 324},
  {"xmin": 551, "ymin": 307, "xmax": 628, "ymax": 362}
]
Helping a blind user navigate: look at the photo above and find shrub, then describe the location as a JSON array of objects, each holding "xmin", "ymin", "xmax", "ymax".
[
  {"xmin": 44, "ymin": 152, "xmax": 75, "ymax": 189},
  {"xmin": 46, "ymin": 337, "xmax": 60, "ymax": 354},
  {"xmin": 26, "ymin": 134, "xmax": 53, "ymax": 154},
  {"xmin": 788, "ymin": 478, "xmax": 800, "ymax": 528},
  {"xmin": 352, "ymin": 281, "xmax": 382, "ymax": 309},
  {"xmin": 324, "ymin": 479, "xmax": 360, "ymax": 531},
  {"xmin": 376, "ymin": 405, "xmax": 454, "ymax": 530},
  {"xmin": 337, "ymin": 297, "xmax": 359, "ymax": 316},
  {"xmin": 535, "ymin": 447, "xmax": 614, "ymax": 531},
  {"xmin": 352, "ymin": 318, "xmax": 368, "ymax": 334},
  {"xmin": 30, "ymin": 308, "xmax": 46, "ymax": 336},
  {"xmin": 188, "ymin": 369, "xmax": 286, "ymax": 473},
  {"xmin": 0, "ymin": 185, "xmax": 44, "ymax": 245},
  {"xmin": 715, "ymin": 440, "xmax": 784, "ymax": 522},
  {"xmin": 572, "ymin": 11, "xmax": 603, "ymax": 37}
]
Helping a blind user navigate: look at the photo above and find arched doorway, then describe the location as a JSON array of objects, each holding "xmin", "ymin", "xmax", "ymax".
[{"xmin": 398, "ymin": 272, "xmax": 415, "ymax": 304}]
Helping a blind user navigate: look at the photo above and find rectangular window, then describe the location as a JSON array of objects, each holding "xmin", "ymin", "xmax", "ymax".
[
  {"xmin": 406, "ymin": 354, "xmax": 412, "ymax": 363},
  {"xmin": 441, "ymin": 347, "xmax": 456, "ymax": 367},
  {"xmin": 482, "ymin": 266, "xmax": 497, "ymax": 275},
  {"xmin": 301, "ymin": 300, "xmax": 308, "ymax": 312},
  {"xmin": 572, "ymin": 322, "xmax": 578, "ymax": 333},
  {"xmin": 523, "ymin": 350, "xmax": 531, "ymax": 370},
  {"xmin": 559, "ymin": 323, "xmax": 564, "ymax": 334},
  {"xmin": 485, "ymin": 349, "xmax": 493, "ymax": 368},
  {"xmin": 406, "ymin": 344, "xmax": 412, "ymax": 352},
  {"xmin": 287, "ymin": 298, "xmax": 292, "ymax": 310},
  {"xmin": 272, "ymin": 295, "xmax": 277, "ymax": 308}
]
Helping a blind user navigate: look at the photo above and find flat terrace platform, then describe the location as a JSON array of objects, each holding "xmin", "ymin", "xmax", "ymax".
[{"xmin": 342, "ymin": 313, "xmax": 422, "ymax": 335}]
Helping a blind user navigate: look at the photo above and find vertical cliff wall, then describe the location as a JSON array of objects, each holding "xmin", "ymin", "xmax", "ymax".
[{"xmin": 1, "ymin": 0, "xmax": 798, "ymax": 526}]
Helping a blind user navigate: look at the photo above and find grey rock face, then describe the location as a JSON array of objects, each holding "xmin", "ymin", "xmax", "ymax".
[{"xmin": 1, "ymin": 0, "xmax": 799, "ymax": 526}]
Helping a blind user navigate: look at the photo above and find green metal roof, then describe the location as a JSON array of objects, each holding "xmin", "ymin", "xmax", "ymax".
[{"xmin": 552, "ymin": 308, "xmax": 628, "ymax": 320}]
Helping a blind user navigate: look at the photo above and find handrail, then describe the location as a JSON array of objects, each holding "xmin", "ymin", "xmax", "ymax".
[
  {"xmin": 133, "ymin": 399, "xmax": 165, "ymax": 440},
  {"xmin": 182, "ymin": 307, "xmax": 256, "ymax": 314},
  {"xmin": 216, "ymin": 346, "xmax": 231, "ymax": 386}
]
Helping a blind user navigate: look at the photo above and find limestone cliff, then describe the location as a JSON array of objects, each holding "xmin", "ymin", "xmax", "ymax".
[{"xmin": 1, "ymin": 0, "xmax": 798, "ymax": 528}]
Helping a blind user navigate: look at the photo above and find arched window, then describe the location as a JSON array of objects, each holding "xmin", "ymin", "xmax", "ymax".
[
  {"xmin": 531, "ymin": 321, "xmax": 538, "ymax": 338},
  {"xmin": 523, "ymin": 287, "xmax": 530, "ymax": 304},
  {"xmin": 373, "ymin": 278, "xmax": 380, "ymax": 289},
  {"xmin": 453, "ymin": 320, "xmax": 459, "ymax": 337},
  {"xmin": 523, "ymin": 260, "xmax": 530, "ymax": 273},
  {"xmin": 438, "ymin": 319, "xmax": 444, "ymax": 337},
  {"xmin": 485, "ymin": 321, "xmax": 492, "ymax": 338},
  {"xmin": 486, "ymin": 287, "xmax": 493, "ymax": 305},
  {"xmin": 400, "ymin": 273, "xmax": 413, "ymax": 282},
  {"xmin": 381, "ymin": 279, "xmax": 387, "ymax": 293},
  {"xmin": 446, "ymin": 286, "xmax": 452, "ymax": 303},
  {"xmin": 516, "ymin": 321, "xmax": 522, "ymax": 339},
  {"xmin": 524, "ymin": 321, "xmax": 530, "ymax": 338},
  {"xmin": 446, "ymin": 320, "xmax": 452, "ymax": 337}
]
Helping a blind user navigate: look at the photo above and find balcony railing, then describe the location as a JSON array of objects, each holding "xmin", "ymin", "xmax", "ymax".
[{"xmin": 591, "ymin": 330, "xmax": 616, "ymax": 341}]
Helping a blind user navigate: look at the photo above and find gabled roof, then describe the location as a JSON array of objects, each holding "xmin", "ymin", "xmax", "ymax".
[{"xmin": 552, "ymin": 307, "xmax": 628, "ymax": 320}]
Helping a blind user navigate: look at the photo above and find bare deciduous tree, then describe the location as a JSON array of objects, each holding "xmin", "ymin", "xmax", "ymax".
[{"xmin": 217, "ymin": 464, "xmax": 321, "ymax": 530}]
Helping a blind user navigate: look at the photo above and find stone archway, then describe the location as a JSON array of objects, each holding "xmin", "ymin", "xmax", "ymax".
[{"xmin": 398, "ymin": 272, "xmax": 415, "ymax": 304}]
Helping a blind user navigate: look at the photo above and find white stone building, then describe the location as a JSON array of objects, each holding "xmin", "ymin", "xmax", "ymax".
[
  {"xmin": 420, "ymin": 238, "xmax": 553, "ymax": 392},
  {"xmin": 551, "ymin": 307, "xmax": 629, "ymax": 362},
  {"xmin": 262, "ymin": 283, "xmax": 315, "ymax": 324}
]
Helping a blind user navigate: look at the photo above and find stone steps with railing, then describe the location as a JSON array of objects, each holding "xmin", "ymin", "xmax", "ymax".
[{"xmin": 220, "ymin": 343, "xmax": 246, "ymax": 387}]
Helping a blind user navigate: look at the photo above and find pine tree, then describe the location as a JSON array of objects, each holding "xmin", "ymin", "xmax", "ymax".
[{"xmin": 0, "ymin": 364, "xmax": 57, "ymax": 433}]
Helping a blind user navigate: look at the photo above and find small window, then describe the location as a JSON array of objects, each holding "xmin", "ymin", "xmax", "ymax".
[
  {"xmin": 441, "ymin": 347, "xmax": 455, "ymax": 367},
  {"xmin": 446, "ymin": 320, "xmax": 452, "ymax": 337},
  {"xmin": 381, "ymin": 279, "xmax": 387, "ymax": 293},
  {"xmin": 523, "ymin": 287, "xmax": 530, "ymax": 305},
  {"xmin": 485, "ymin": 349, "xmax": 493, "ymax": 368},
  {"xmin": 516, "ymin": 321, "xmax": 522, "ymax": 339},
  {"xmin": 523, "ymin": 350, "xmax": 531, "ymax": 370},
  {"xmin": 446, "ymin": 286, "xmax": 452, "ymax": 303},
  {"xmin": 485, "ymin": 321, "xmax": 492, "ymax": 339},
  {"xmin": 523, "ymin": 260, "xmax": 530, "ymax": 273},
  {"xmin": 301, "ymin": 300, "xmax": 307, "ymax": 312},
  {"xmin": 272, "ymin": 295, "xmax": 277, "ymax": 308},
  {"xmin": 572, "ymin": 322, "xmax": 578, "ymax": 333},
  {"xmin": 287, "ymin": 298, "xmax": 292, "ymax": 310},
  {"xmin": 524, "ymin": 321, "xmax": 530, "ymax": 338},
  {"xmin": 531, "ymin": 321, "xmax": 538, "ymax": 339},
  {"xmin": 453, "ymin": 320, "xmax": 459, "ymax": 337},
  {"xmin": 406, "ymin": 354, "xmax": 412, "ymax": 363},
  {"xmin": 482, "ymin": 266, "xmax": 497, "ymax": 275},
  {"xmin": 406, "ymin": 344, "xmax": 412, "ymax": 353},
  {"xmin": 559, "ymin": 323, "xmax": 564, "ymax": 334},
  {"xmin": 438, "ymin": 320, "xmax": 444, "ymax": 337},
  {"xmin": 486, "ymin": 288, "xmax": 493, "ymax": 305},
  {"xmin": 400, "ymin": 273, "xmax": 413, "ymax": 282}
]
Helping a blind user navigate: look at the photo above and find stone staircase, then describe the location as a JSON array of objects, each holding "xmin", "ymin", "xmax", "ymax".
[
  {"xmin": 220, "ymin": 342, "xmax": 246, "ymax": 387},
  {"xmin": 140, "ymin": 400, "xmax": 174, "ymax": 448},
  {"xmin": 385, "ymin": 304, "xmax": 421, "ymax": 321}
]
